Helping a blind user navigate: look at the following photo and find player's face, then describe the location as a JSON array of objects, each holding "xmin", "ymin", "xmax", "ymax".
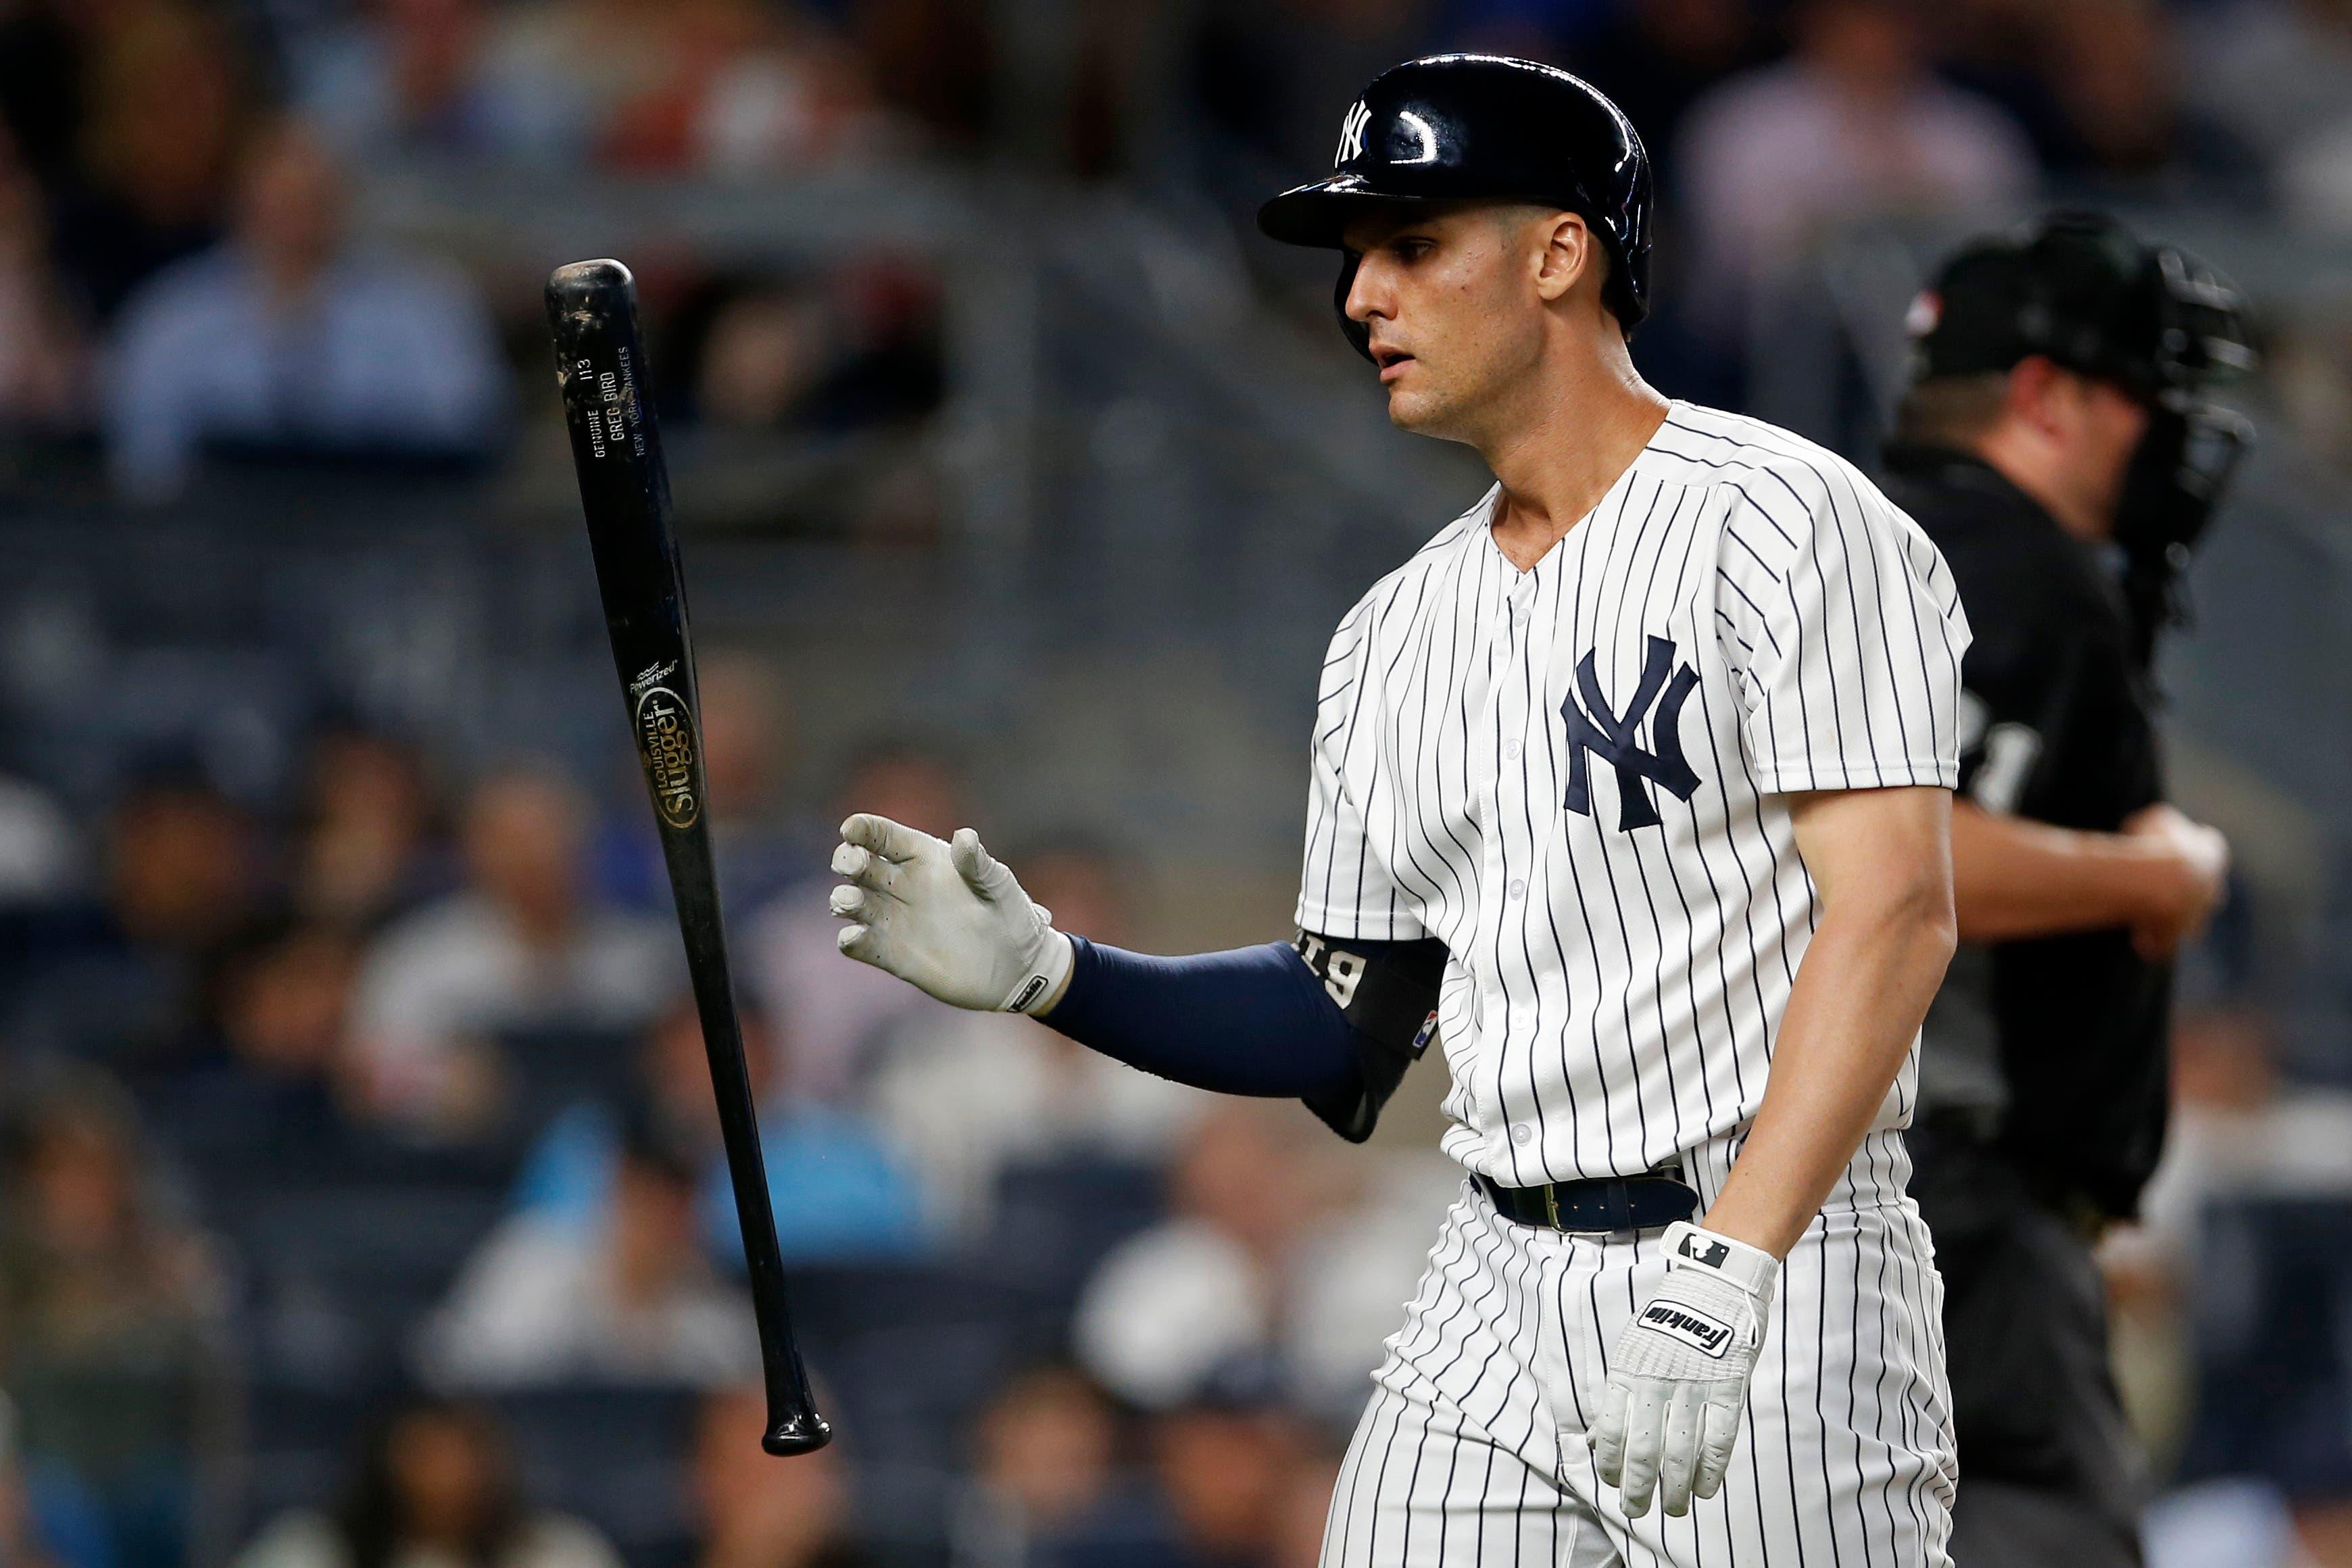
[{"xmin": 1340, "ymin": 205, "xmax": 1557, "ymax": 440}]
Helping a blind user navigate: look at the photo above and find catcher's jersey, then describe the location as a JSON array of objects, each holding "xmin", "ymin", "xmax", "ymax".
[{"xmin": 1296, "ymin": 403, "xmax": 1971, "ymax": 1185}]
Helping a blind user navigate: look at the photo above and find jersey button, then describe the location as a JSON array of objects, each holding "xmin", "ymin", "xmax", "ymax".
[
  {"xmin": 1503, "ymin": 739, "xmax": 1521, "ymax": 760},
  {"xmin": 1506, "ymin": 879, "xmax": 1526, "ymax": 900},
  {"xmin": 1511, "ymin": 1123, "xmax": 1534, "ymax": 1146}
]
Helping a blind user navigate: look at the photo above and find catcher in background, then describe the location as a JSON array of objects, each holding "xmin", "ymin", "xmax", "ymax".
[{"xmin": 1884, "ymin": 212, "xmax": 2252, "ymax": 1567}]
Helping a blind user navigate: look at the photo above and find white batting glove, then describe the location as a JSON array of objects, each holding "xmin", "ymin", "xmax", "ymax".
[
  {"xmin": 829, "ymin": 814, "xmax": 1074, "ymax": 1014},
  {"xmin": 1592, "ymin": 1221, "xmax": 1778, "ymax": 1519}
]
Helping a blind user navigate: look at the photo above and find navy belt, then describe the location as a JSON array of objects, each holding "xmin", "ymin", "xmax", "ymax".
[{"xmin": 1477, "ymin": 1169, "xmax": 1698, "ymax": 1233}]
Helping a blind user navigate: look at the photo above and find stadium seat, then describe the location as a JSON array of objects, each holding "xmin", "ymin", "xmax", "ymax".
[
  {"xmin": 225, "ymin": 1185, "xmax": 508, "ymax": 1390},
  {"xmin": 983, "ymin": 1156, "xmax": 1165, "ymax": 1319}
]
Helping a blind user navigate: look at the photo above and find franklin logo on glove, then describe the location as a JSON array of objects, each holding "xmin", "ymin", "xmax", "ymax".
[{"xmin": 1636, "ymin": 1302, "xmax": 1735, "ymax": 1358}]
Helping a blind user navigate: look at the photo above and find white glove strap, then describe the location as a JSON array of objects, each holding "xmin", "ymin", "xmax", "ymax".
[
  {"xmin": 1005, "ymin": 928, "xmax": 1074, "ymax": 1015},
  {"xmin": 1661, "ymin": 1221, "xmax": 1778, "ymax": 1299}
]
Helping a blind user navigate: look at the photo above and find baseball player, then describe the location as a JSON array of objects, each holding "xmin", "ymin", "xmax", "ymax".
[{"xmin": 831, "ymin": 56, "xmax": 1970, "ymax": 1566}]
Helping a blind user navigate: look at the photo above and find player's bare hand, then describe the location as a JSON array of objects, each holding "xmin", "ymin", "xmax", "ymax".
[
  {"xmin": 830, "ymin": 814, "xmax": 1074, "ymax": 1014},
  {"xmin": 1593, "ymin": 1222, "xmax": 1777, "ymax": 1519},
  {"xmin": 2124, "ymin": 804, "xmax": 2228, "ymax": 960}
]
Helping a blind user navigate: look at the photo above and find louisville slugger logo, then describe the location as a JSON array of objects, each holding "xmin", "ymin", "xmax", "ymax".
[
  {"xmin": 633, "ymin": 685, "xmax": 701, "ymax": 830},
  {"xmin": 1562, "ymin": 635, "xmax": 1701, "ymax": 831},
  {"xmin": 1638, "ymin": 1302, "xmax": 1734, "ymax": 1358},
  {"xmin": 1336, "ymin": 101, "xmax": 1370, "ymax": 166}
]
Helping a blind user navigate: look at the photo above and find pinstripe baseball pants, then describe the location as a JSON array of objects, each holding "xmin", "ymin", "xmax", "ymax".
[{"xmin": 1320, "ymin": 1130, "xmax": 1957, "ymax": 1568}]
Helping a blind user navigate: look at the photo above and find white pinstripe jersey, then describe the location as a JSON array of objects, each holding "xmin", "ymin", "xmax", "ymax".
[{"xmin": 1296, "ymin": 403, "xmax": 1971, "ymax": 1187}]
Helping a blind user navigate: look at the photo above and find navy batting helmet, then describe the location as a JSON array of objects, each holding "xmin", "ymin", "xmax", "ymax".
[{"xmin": 1258, "ymin": 55, "xmax": 1654, "ymax": 359}]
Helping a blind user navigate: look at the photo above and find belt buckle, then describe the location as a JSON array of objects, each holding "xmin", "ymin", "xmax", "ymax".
[{"xmin": 1543, "ymin": 1183, "xmax": 1562, "ymax": 1229}]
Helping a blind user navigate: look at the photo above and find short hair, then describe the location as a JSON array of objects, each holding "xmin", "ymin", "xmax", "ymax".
[{"xmin": 1890, "ymin": 372, "xmax": 2011, "ymax": 449}]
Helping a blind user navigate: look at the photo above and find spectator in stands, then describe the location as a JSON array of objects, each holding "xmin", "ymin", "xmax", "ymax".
[
  {"xmin": 685, "ymin": 280, "xmax": 835, "ymax": 432},
  {"xmin": 1072, "ymin": 1101, "xmax": 1450, "ymax": 1422},
  {"xmin": 3, "ymin": 768, "xmax": 260, "ymax": 1065},
  {"xmin": 48, "ymin": 3, "xmax": 247, "ymax": 321},
  {"xmin": 597, "ymin": 652, "xmax": 808, "ymax": 916},
  {"xmin": 2034, "ymin": 0, "xmax": 2263, "ymax": 203},
  {"xmin": 476, "ymin": 0, "xmax": 877, "ymax": 172},
  {"xmin": 104, "ymin": 118, "xmax": 509, "ymax": 501},
  {"xmin": 0, "ymin": 1069, "xmax": 230, "ymax": 1568},
  {"xmin": 0, "ymin": 1, "xmax": 83, "ymax": 192},
  {"xmin": 1138, "ymin": 1358, "xmax": 1313, "ymax": 1568},
  {"xmin": 236, "ymin": 1396, "xmax": 620, "ymax": 1568},
  {"xmin": 689, "ymin": 1384, "xmax": 875, "ymax": 1568},
  {"xmin": 479, "ymin": 0, "xmax": 746, "ymax": 164},
  {"xmin": 1676, "ymin": 0, "xmax": 2036, "ymax": 339},
  {"xmin": 0, "ymin": 128, "xmax": 87, "ymax": 440},
  {"xmin": 2240, "ymin": 0, "xmax": 2352, "ymax": 232},
  {"xmin": 750, "ymin": 742, "xmax": 966, "ymax": 1103},
  {"xmin": 1044, "ymin": 1354, "xmax": 1326, "ymax": 1568},
  {"xmin": 510, "ymin": 995, "xmax": 926, "ymax": 1267},
  {"xmin": 1265, "ymin": 1446, "xmax": 1341, "ymax": 1568},
  {"xmin": 852, "ymin": 0, "xmax": 989, "ymax": 148},
  {"xmin": 154, "ymin": 921, "xmax": 374, "ymax": 1188},
  {"xmin": 681, "ymin": 266, "xmax": 946, "ymax": 436},
  {"xmin": 969, "ymin": 1363, "xmax": 1124, "ymax": 1561},
  {"xmin": 291, "ymin": 726, "xmax": 445, "ymax": 935},
  {"xmin": 2126, "ymin": 999, "xmax": 2352, "ymax": 1567},
  {"xmin": 629, "ymin": 5, "xmax": 881, "ymax": 175},
  {"xmin": 291, "ymin": 0, "xmax": 512, "ymax": 163},
  {"xmin": 867, "ymin": 839, "xmax": 1205, "ymax": 1235},
  {"xmin": 0, "ymin": 766, "xmax": 76, "ymax": 906},
  {"xmin": 413, "ymin": 1106, "xmax": 762, "ymax": 1389},
  {"xmin": 1575, "ymin": 0, "xmax": 1771, "ymax": 175},
  {"xmin": 350, "ymin": 767, "xmax": 673, "ymax": 1138},
  {"xmin": 2182, "ymin": 0, "xmax": 2352, "ymax": 172},
  {"xmin": 0, "ymin": 1388, "xmax": 98, "ymax": 1568},
  {"xmin": 215, "ymin": 925, "xmax": 360, "ymax": 1089}
]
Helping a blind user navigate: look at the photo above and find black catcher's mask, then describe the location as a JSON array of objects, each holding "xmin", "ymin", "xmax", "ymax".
[{"xmin": 1911, "ymin": 213, "xmax": 2257, "ymax": 662}]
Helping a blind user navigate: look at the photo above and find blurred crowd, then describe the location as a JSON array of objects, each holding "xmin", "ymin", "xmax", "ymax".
[
  {"xmin": 5, "ymin": 0, "xmax": 2352, "ymax": 487},
  {"xmin": 0, "ymin": 645, "xmax": 1466, "ymax": 1568},
  {"xmin": 1, "ymin": 0, "xmax": 2351, "ymax": 1565}
]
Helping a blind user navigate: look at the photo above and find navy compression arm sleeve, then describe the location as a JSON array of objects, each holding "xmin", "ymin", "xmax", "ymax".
[
  {"xmin": 1042, "ymin": 937, "xmax": 1355, "ymax": 1099},
  {"xmin": 1041, "ymin": 933, "xmax": 1448, "ymax": 1142}
]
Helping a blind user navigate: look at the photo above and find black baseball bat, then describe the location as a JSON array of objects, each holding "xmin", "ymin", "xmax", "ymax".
[{"xmin": 545, "ymin": 259, "xmax": 831, "ymax": 1456}]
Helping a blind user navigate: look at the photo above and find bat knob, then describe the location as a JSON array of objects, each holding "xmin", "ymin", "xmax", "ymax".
[
  {"xmin": 549, "ymin": 258, "xmax": 633, "ymax": 295},
  {"xmin": 761, "ymin": 1411, "xmax": 835, "ymax": 1456}
]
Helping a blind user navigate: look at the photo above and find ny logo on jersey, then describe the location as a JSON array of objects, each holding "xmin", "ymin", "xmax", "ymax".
[
  {"xmin": 1561, "ymin": 635, "xmax": 1702, "ymax": 831},
  {"xmin": 1336, "ymin": 101, "xmax": 1371, "ymax": 166}
]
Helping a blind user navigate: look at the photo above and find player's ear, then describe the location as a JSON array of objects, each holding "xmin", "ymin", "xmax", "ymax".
[{"xmin": 1532, "ymin": 212, "xmax": 1594, "ymax": 304}]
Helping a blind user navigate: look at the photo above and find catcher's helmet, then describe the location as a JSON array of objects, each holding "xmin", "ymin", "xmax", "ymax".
[
  {"xmin": 1258, "ymin": 55, "xmax": 1654, "ymax": 357},
  {"xmin": 1909, "ymin": 211, "xmax": 2254, "ymax": 401}
]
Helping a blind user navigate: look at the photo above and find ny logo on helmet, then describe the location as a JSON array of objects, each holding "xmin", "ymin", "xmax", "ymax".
[
  {"xmin": 1561, "ymin": 635, "xmax": 1701, "ymax": 831},
  {"xmin": 1336, "ymin": 101, "xmax": 1371, "ymax": 167}
]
